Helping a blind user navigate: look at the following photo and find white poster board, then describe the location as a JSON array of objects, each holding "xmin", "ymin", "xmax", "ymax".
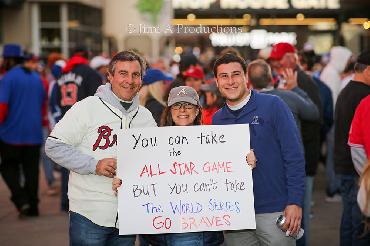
[{"xmin": 117, "ymin": 124, "xmax": 255, "ymax": 235}]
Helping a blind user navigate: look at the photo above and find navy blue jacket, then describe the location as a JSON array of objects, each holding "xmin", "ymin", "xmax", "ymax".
[
  {"xmin": 212, "ymin": 91, "xmax": 305, "ymax": 214},
  {"xmin": 312, "ymin": 73, "xmax": 334, "ymax": 137}
]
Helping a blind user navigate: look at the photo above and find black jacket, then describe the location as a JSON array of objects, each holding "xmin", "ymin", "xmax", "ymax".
[
  {"xmin": 56, "ymin": 58, "xmax": 102, "ymax": 117},
  {"xmin": 334, "ymin": 80, "xmax": 370, "ymax": 175},
  {"xmin": 145, "ymin": 97, "xmax": 164, "ymax": 126},
  {"xmin": 297, "ymin": 68, "xmax": 323, "ymax": 176}
]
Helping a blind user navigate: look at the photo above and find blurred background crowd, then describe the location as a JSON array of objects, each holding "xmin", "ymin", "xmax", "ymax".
[{"xmin": 0, "ymin": 0, "xmax": 370, "ymax": 245}]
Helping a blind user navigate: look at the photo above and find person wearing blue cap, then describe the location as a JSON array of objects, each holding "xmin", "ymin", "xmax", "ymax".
[
  {"xmin": 0, "ymin": 43, "xmax": 24, "ymax": 78},
  {"xmin": 140, "ymin": 68, "xmax": 173, "ymax": 125},
  {"xmin": 0, "ymin": 47, "xmax": 46, "ymax": 218}
]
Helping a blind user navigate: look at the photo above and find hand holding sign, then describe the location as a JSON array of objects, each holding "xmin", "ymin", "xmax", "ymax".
[
  {"xmin": 246, "ymin": 149, "xmax": 256, "ymax": 169},
  {"xmin": 113, "ymin": 177, "xmax": 122, "ymax": 195},
  {"xmin": 96, "ymin": 158, "xmax": 117, "ymax": 178}
]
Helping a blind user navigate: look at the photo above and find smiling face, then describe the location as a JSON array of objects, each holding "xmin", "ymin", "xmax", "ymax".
[
  {"xmin": 170, "ymin": 102, "xmax": 199, "ymax": 126},
  {"xmin": 108, "ymin": 60, "xmax": 142, "ymax": 101},
  {"xmin": 215, "ymin": 62, "xmax": 249, "ymax": 106}
]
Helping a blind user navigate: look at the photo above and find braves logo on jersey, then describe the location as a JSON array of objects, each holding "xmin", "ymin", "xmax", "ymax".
[{"xmin": 93, "ymin": 125, "xmax": 117, "ymax": 151}]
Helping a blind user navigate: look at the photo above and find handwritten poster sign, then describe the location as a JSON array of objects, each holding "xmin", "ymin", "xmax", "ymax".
[{"xmin": 117, "ymin": 124, "xmax": 255, "ymax": 235}]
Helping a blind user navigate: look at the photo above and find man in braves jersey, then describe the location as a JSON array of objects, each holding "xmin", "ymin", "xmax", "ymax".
[
  {"xmin": 55, "ymin": 47, "xmax": 103, "ymax": 212},
  {"xmin": 45, "ymin": 50, "xmax": 156, "ymax": 245}
]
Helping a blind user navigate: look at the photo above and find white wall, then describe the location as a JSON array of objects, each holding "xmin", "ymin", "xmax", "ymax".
[
  {"xmin": 1, "ymin": 3, "xmax": 31, "ymax": 50},
  {"xmin": 103, "ymin": 0, "xmax": 172, "ymax": 59}
]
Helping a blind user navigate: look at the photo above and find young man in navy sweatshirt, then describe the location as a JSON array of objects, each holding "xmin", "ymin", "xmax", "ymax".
[{"xmin": 212, "ymin": 53, "xmax": 305, "ymax": 246}]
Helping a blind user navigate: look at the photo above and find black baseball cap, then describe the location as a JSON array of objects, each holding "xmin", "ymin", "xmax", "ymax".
[{"xmin": 357, "ymin": 50, "xmax": 370, "ymax": 66}]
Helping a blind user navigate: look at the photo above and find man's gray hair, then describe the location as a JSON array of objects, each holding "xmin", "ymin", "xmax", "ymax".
[{"xmin": 108, "ymin": 50, "xmax": 146, "ymax": 78}]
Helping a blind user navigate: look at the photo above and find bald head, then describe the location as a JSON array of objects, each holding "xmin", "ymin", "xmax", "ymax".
[{"xmin": 247, "ymin": 59, "xmax": 273, "ymax": 90}]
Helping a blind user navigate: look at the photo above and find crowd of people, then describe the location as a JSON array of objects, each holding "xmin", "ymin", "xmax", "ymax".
[{"xmin": 0, "ymin": 41, "xmax": 369, "ymax": 246}]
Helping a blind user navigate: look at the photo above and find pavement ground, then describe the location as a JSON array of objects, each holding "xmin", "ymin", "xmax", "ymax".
[{"xmin": 0, "ymin": 164, "xmax": 342, "ymax": 246}]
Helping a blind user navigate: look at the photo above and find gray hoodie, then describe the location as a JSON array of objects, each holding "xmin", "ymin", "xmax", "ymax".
[{"xmin": 320, "ymin": 46, "xmax": 352, "ymax": 104}]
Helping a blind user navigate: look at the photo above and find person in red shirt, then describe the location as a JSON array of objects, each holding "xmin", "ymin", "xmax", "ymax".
[
  {"xmin": 349, "ymin": 94, "xmax": 370, "ymax": 174},
  {"xmin": 183, "ymin": 65, "xmax": 206, "ymax": 106},
  {"xmin": 201, "ymin": 81, "xmax": 224, "ymax": 125}
]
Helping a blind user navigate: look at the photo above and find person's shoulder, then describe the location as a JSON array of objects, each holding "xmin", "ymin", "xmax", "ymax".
[
  {"xmin": 212, "ymin": 106, "xmax": 226, "ymax": 120},
  {"xmin": 255, "ymin": 90, "xmax": 281, "ymax": 104},
  {"xmin": 268, "ymin": 89, "xmax": 292, "ymax": 97},
  {"xmin": 3, "ymin": 66, "xmax": 22, "ymax": 77},
  {"xmin": 298, "ymin": 70, "xmax": 318, "ymax": 87},
  {"xmin": 73, "ymin": 64, "xmax": 98, "ymax": 75},
  {"xmin": 138, "ymin": 105, "xmax": 157, "ymax": 117},
  {"xmin": 280, "ymin": 89, "xmax": 302, "ymax": 99},
  {"xmin": 259, "ymin": 92, "xmax": 290, "ymax": 114},
  {"xmin": 341, "ymin": 81, "xmax": 368, "ymax": 95},
  {"xmin": 74, "ymin": 63, "xmax": 91, "ymax": 70},
  {"xmin": 314, "ymin": 77, "xmax": 331, "ymax": 92},
  {"xmin": 276, "ymin": 90, "xmax": 302, "ymax": 104},
  {"xmin": 320, "ymin": 65, "xmax": 336, "ymax": 77},
  {"xmin": 31, "ymin": 71, "xmax": 43, "ymax": 81},
  {"xmin": 137, "ymin": 105, "xmax": 158, "ymax": 127},
  {"xmin": 64, "ymin": 97, "xmax": 103, "ymax": 119},
  {"xmin": 75, "ymin": 96, "xmax": 100, "ymax": 108},
  {"xmin": 357, "ymin": 95, "xmax": 370, "ymax": 112},
  {"xmin": 360, "ymin": 94, "xmax": 370, "ymax": 105},
  {"xmin": 0, "ymin": 71, "xmax": 13, "ymax": 81},
  {"xmin": 146, "ymin": 98, "xmax": 163, "ymax": 108}
]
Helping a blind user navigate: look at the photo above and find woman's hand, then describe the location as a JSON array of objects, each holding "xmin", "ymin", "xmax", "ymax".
[
  {"xmin": 112, "ymin": 177, "xmax": 122, "ymax": 196},
  {"xmin": 246, "ymin": 149, "xmax": 257, "ymax": 169}
]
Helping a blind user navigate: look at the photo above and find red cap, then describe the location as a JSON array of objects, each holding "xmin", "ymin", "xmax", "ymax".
[
  {"xmin": 269, "ymin": 42, "xmax": 296, "ymax": 60},
  {"xmin": 183, "ymin": 65, "xmax": 204, "ymax": 80}
]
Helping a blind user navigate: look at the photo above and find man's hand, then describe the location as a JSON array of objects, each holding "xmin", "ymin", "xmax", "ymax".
[
  {"xmin": 96, "ymin": 158, "xmax": 117, "ymax": 178},
  {"xmin": 282, "ymin": 204, "xmax": 302, "ymax": 236},
  {"xmin": 282, "ymin": 68, "xmax": 298, "ymax": 90},
  {"xmin": 246, "ymin": 149, "xmax": 257, "ymax": 169}
]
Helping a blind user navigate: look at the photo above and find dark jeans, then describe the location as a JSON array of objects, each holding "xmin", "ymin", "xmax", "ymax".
[
  {"xmin": 0, "ymin": 141, "xmax": 40, "ymax": 212},
  {"xmin": 61, "ymin": 167, "xmax": 69, "ymax": 211},
  {"xmin": 340, "ymin": 175, "xmax": 370, "ymax": 246},
  {"xmin": 142, "ymin": 231, "xmax": 224, "ymax": 246},
  {"xmin": 69, "ymin": 211, "xmax": 136, "ymax": 246}
]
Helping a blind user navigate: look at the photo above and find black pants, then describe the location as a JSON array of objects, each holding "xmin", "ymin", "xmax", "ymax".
[{"xmin": 0, "ymin": 141, "xmax": 41, "ymax": 211}]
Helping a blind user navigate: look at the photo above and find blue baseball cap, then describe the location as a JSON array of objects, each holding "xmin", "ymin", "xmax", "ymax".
[
  {"xmin": 143, "ymin": 68, "xmax": 173, "ymax": 85},
  {"xmin": 2, "ymin": 44, "xmax": 23, "ymax": 58}
]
